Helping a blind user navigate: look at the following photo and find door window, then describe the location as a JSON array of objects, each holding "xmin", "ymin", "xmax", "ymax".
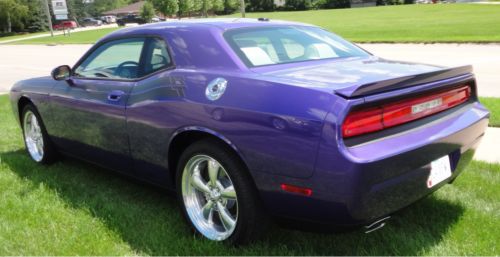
[{"xmin": 74, "ymin": 38, "xmax": 145, "ymax": 79}]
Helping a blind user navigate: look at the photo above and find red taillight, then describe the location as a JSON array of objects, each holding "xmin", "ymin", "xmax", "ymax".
[
  {"xmin": 342, "ymin": 85, "xmax": 471, "ymax": 138},
  {"xmin": 342, "ymin": 107, "xmax": 384, "ymax": 138},
  {"xmin": 280, "ymin": 184, "xmax": 313, "ymax": 196}
]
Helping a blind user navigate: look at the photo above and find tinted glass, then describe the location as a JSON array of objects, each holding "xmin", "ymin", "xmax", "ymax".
[
  {"xmin": 74, "ymin": 38, "xmax": 145, "ymax": 79},
  {"xmin": 143, "ymin": 38, "xmax": 172, "ymax": 74},
  {"xmin": 225, "ymin": 26, "xmax": 370, "ymax": 67}
]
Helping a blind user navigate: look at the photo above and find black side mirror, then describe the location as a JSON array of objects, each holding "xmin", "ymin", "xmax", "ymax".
[{"xmin": 51, "ymin": 65, "xmax": 71, "ymax": 81}]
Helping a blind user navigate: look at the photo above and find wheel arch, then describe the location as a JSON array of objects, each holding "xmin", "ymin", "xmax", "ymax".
[
  {"xmin": 17, "ymin": 96, "xmax": 34, "ymax": 126},
  {"xmin": 167, "ymin": 126, "xmax": 252, "ymax": 188}
]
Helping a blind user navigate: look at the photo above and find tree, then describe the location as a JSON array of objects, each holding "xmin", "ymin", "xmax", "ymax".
[
  {"xmin": 178, "ymin": 0, "xmax": 194, "ymax": 18},
  {"xmin": 213, "ymin": 0, "xmax": 225, "ymax": 11},
  {"xmin": 66, "ymin": 0, "xmax": 87, "ymax": 22},
  {"xmin": 18, "ymin": 0, "xmax": 48, "ymax": 32},
  {"xmin": 194, "ymin": 0, "xmax": 225, "ymax": 17},
  {"xmin": 239, "ymin": 0, "xmax": 245, "ymax": 17},
  {"xmin": 223, "ymin": 0, "xmax": 240, "ymax": 14},
  {"xmin": 152, "ymin": 0, "xmax": 179, "ymax": 17},
  {"xmin": 0, "ymin": 0, "xmax": 29, "ymax": 33},
  {"xmin": 200, "ymin": 0, "xmax": 212, "ymax": 17},
  {"xmin": 140, "ymin": 1, "xmax": 155, "ymax": 22},
  {"xmin": 246, "ymin": 0, "xmax": 274, "ymax": 12},
  {"xmin": 285, "ymin": 0, "xmax": 312, "ymax": 10}
]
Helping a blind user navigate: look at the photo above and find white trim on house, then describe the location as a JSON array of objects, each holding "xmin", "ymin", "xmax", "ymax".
[{"xmin": 274, "ymin": 0, "xmax": 286, "ymax": 7}]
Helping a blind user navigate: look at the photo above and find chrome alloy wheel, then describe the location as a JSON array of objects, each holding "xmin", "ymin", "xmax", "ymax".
[
  {"xmin": 181, "ymin": 155, "xmax": 238, "ymax": 241},
  {"xmin": 23, "ymin": 110, "xmax": 44, "ymax": 162}
]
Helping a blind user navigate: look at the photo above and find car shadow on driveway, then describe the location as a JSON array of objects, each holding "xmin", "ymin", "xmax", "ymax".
[{"xmin": 1, "ymin": 149, "xmax": 465, "ymax": 255}]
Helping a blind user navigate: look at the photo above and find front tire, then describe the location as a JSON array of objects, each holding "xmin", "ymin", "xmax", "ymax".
[
  {"xmin": 176, "ymin": 139, "xmax": 268, "ymax": 245},
  {"xmin": 21, "ymin": 104, "xmax": 57, "ymax": 164}
]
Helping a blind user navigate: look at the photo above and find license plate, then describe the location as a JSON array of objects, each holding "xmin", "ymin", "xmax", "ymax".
[
  {"xmin": 412, "ymin": 98, "xmax": 443, "ymax": 114},
  {"xmin": 427, "ymin": 155, "xmax": 452, "ymax": 188}
]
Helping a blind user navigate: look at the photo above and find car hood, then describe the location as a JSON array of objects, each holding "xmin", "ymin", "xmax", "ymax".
[
  {"xmin": 11, "ymin": 76, "xmax": 55, "ymax": 94},
  {"xmin": 254, "ymin": 57, "xmax": 472, "ymax": 98}
]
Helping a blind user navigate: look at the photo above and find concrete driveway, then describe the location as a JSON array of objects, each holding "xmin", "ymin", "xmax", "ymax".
[
  {"xmin": 0, "ymin": 43, "xmax": 498, "ymax": 97},
  {"xmin": 0, "ymin": 45, "xmax": 92, "ymax": 93},
  {"xmin": 360, "ymin": 43, "xmax": 500, "ymax": 98}
]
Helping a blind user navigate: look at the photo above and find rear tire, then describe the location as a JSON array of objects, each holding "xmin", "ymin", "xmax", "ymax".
[
  {"xmin": 176, "ymin": 138, "xmax": 268, "ymax": 245},
  {"xmin": 21, "ymin": 104, "xmax": 57, "ymax": 164}
]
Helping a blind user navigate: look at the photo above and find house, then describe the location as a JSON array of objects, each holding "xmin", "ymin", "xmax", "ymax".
[
  {"xmin": 350, "ymin": 0, "xmax": 377, "ymax": 7},
  {"xmin": 274, "ymin": 0, "xmax": 286, "ymax": 7},
  {"xmin": 102, "ymin": 1, "xmax": 145, "ymax": 16}
]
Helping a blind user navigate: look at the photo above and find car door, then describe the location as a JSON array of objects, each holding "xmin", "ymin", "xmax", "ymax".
[
  {"xmin": 49, "ymin": 37, "xmax": 146, "ymax": 172},
  {"xmin": 124, "ymin": 37, "xmax": 181, "ymax": 186}
]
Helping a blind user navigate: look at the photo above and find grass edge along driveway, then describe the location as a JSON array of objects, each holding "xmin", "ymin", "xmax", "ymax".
[
  {"xmin": 481, "ymin": 97, "xmax": 500, "ymax": 127},
  {"xmin": 3, "ymin": 28, "xmax": 119, "ymax": 45},
  {"xmin": 0, "ymin": 94, "xmax": 499, "ymax": 255}
]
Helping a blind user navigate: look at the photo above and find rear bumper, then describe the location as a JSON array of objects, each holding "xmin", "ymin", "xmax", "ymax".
[{"xmin": 254, "ymin": 101, "xmax": 489, "ymax": 225}]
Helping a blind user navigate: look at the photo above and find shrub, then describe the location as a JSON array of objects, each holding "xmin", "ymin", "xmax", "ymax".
[
  {"xmin": 321, "ymin": 0, "xmax": 351, "ymax": 8},
  {"xmin": 285, "ymin": 0, "xmax": 313, "ymax": 10},
  {"xmin": 376, "ymin": 0, "xmax": 403, "ymax": 5}
]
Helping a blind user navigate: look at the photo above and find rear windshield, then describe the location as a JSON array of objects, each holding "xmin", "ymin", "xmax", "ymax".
[{"xmin": 224, "ymin": 26, "xmax": 370, "ymax": 67}]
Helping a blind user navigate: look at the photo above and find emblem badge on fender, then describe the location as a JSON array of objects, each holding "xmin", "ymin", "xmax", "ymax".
[{"xmin": 206, "ymin": 78, "xmax": 227, "ymax": 101}]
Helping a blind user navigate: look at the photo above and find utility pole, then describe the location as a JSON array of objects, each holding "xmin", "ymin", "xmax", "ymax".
[
  {"xmin": 240, "ymin": 0, "xmax": 245, "ymax": 18},
  {"xmin": 43, "ymin": 0, "xmax": 54, "ymax": 37}
]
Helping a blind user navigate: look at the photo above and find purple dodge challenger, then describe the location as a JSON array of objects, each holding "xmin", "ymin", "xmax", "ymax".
[{"xmin": 10, "ymin": 19, "xmax": 489, "ymax": 244}]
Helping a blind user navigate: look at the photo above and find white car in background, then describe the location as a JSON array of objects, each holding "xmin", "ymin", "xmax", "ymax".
[{"xmin": 100, "ymin": 15, "xmax": 117, "ymax": 24}]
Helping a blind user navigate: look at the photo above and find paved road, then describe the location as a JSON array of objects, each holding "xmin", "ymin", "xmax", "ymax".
[{"xmin": 0, "ymin": 43, "xmax": 498, "ymax": 97}]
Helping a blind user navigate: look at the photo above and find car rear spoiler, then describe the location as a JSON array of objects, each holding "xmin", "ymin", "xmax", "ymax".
[{"xmin": 334, "ymin": 65, "xmax": 473, "ymax": 98}]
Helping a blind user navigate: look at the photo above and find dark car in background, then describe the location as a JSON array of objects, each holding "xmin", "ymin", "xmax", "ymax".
[
  {"xmin": 80, "ymin": 18, "xmax": 102, "ymax": 27},
  {"xmin": 117, "ymin": 14, "xmax": 146, "ymax": 26}
]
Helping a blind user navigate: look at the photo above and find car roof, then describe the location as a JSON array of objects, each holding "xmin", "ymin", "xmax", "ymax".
[
  {"xmin": 147, "ymin": 18, "xmax": 311, "ymax": 29},
  {"xmin": 103, "ymin": 18, "xmax": 314, "ymax": 39}
]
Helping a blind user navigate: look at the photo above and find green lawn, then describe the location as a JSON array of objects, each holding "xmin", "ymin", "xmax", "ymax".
[
  {"xmin": 0, "ymin": 94, "xmax": 499, "ymax": 255},
  {"xmin": 229, "ymin": 4, "xmax": 500, "ymax": 43},
  {"xmin": 480, "ymin": 97, "xmax": 500, "ymax": 127},
  {"xmin": 12, "ymin": 28, "xmax": 119, "ymax": 45},
  {"xmin": 8, "ymin": 4, "xmax": 500, "ymax": 45}
]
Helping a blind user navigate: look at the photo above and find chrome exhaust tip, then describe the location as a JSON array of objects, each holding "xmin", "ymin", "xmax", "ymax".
[{"xmin": 364, "ymin": 216, "xmax": 390, "ymax": 234}]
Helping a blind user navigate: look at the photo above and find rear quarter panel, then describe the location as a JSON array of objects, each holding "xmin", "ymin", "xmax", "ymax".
[{"xmin": 126, "ymin": 69, "xmax": 335, "ymax": 180}]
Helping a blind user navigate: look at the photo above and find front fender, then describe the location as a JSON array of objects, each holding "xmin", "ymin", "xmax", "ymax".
[{"xmin": 9, "ymin": 77, "xmax": 55, "ymax": 127}]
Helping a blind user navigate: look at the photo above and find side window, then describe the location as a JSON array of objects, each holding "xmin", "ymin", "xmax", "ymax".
[
  {"xmin": 74, "ymin": 38, "xmax": 145, "ymax": 79},
  {"xmin": 143, "ymin": 38, "xmax": 172, "ymax": 75}
]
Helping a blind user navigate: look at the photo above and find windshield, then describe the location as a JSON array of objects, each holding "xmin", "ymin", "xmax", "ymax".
[{"xmin": 224, "ymin": 26, "xmax": 370, "ymax": 67}]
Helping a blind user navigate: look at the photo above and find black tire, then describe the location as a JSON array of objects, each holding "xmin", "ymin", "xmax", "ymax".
[
  {"xmin": 21, "ymin": 104, "xmax": 58, "ymax": 164},
  {"xmin": 175, "ymin": 138, "xmax": 269, "ymax": 245}
]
